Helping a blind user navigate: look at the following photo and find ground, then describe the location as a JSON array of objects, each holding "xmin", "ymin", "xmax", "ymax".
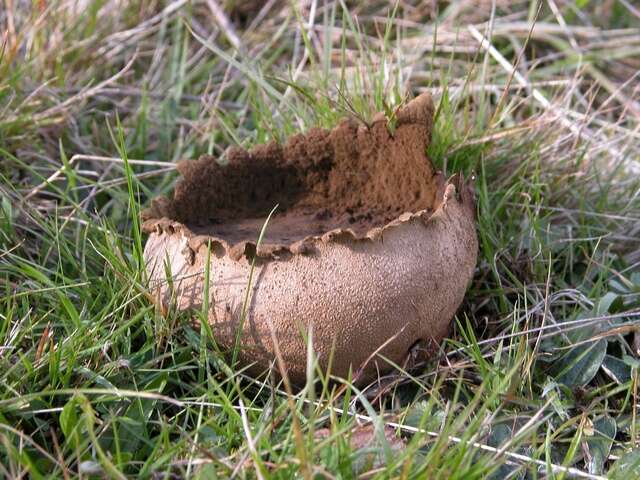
[{"xmin": 1, "ymin": 1, "xmax": 640, "ymax": 478}]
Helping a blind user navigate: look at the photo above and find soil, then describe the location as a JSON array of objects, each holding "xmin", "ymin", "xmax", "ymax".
[{"xmin": 142, "ymin": 93, "xmax": 444, "ymax": 254}]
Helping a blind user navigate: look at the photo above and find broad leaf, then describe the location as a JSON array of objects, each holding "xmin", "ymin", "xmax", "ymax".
[
  {"xmin": 602, "ymin": 355, "xmax": 632, "ymax": 384},
  {"xmin": 487, "ymin": 423, "xmax": 525, "ymax": 480},
  {"xmin": 551, "ymin": 339, "xmax": 607, "ymax": 387},
  {"xmin": 609, "ymin": 449, "xmax": 640, "ymax": 479},
  {"xmin": 585, "ymin": 416, "xmax": 616, "ymax": 474}
]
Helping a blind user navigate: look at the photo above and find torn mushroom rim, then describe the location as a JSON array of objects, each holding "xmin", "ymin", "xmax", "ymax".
[{"xmin": 142, "ymin": 172, "xmax": 474, "ymax": 263}]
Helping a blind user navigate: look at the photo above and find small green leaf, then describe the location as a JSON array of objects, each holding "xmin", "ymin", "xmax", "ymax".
[
  {"xmin": 622, "ymin": 355, "xmax": 640, "ymax": 370},
  {"xmin": 551, "ymin": 339, "xmax": 607, "ymax": 387},
  {"xmin": 487, "ymin": 424, "xmax": 525, "ymax": 480},
  {"xmin": 193, "ymin": 464, "xmax": 219, "ymax": 479},
  {"xmin": 585, "ymin": 416, "xmax": 616, "ymax": 474},
  {"xmin": 0, "ymin": 195, "xmax": 14, "ymax": 237},
  {"xmin": 541, "ymin": 378, "xmax": 572, "ymax": 420},
  {"xmin": 602, "ymin": 355, "xmax": 632, "ymax": 384},
  {"xmin": 609, "ymin": 449, "xmax": 640, "ymax": 479},
  {"xmin": 60, "ymin": 398, "xmax": 79, "ymax": 440},
  {"xmin": 597, "ymin": 292, "xmax": 624, "ymax": 315},
  {"xmin": 574, "ymin": 0, "xmax": 590, "ymax": 12},
  {"xmin": 404, "ymin": 401, "xmax": 444, "ymax": 431}
]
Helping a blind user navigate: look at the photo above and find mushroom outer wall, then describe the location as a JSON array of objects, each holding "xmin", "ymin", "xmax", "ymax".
[{"xmin": 143, "ymin": 182, "xmax": 477, "ymax": 385}]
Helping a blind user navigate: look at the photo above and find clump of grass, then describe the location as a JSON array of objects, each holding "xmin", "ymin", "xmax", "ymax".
[{"xmin": 1, "ymin": 1, "xmax": 640, "ymax": 478}]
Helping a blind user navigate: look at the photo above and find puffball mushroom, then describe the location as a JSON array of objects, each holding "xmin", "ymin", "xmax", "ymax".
[{"xmin": 142, "ymin": 93, "xmax": 477, "ymax": 385}]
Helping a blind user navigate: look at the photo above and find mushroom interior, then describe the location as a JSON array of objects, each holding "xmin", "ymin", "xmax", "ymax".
[{"xmin": 145, "ymin": 95, "xmax": 444, "ymax": 247}]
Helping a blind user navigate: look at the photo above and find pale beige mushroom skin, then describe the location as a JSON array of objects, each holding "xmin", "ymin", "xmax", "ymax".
[{"xmin": 143, "ymin": 93, "xmax": 478, "ymax": 385}]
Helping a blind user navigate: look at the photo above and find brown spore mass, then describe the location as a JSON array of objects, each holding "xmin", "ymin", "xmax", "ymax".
[{"xmin": 143, "ymin": 94, "xmax": 442, "ymax": 255}]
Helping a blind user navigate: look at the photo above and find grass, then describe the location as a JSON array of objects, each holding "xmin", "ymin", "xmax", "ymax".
[{"xmin": 1, "ymin": 0, "xmax": 640, "ymax": 478}]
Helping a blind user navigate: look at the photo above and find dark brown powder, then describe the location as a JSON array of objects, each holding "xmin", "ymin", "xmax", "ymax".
[{"xmin": 142, "ymin": 93, "xmax": 443, "ymax": 249}]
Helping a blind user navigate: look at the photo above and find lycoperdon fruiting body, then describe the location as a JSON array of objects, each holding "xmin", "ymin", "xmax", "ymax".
[{"xmin": 142, "ymin": 93, "xmax": 478, "ymax": 384}]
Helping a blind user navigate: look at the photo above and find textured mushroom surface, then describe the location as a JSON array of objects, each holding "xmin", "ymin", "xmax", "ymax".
[{"xmin": 142, "ymin": 93, "xmax": 478, "ymax": 384}]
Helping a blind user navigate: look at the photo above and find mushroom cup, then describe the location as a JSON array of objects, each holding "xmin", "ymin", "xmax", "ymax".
[{"xmin": 143, "ymin": 93, "xmax": 477, "ymax": 385}]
